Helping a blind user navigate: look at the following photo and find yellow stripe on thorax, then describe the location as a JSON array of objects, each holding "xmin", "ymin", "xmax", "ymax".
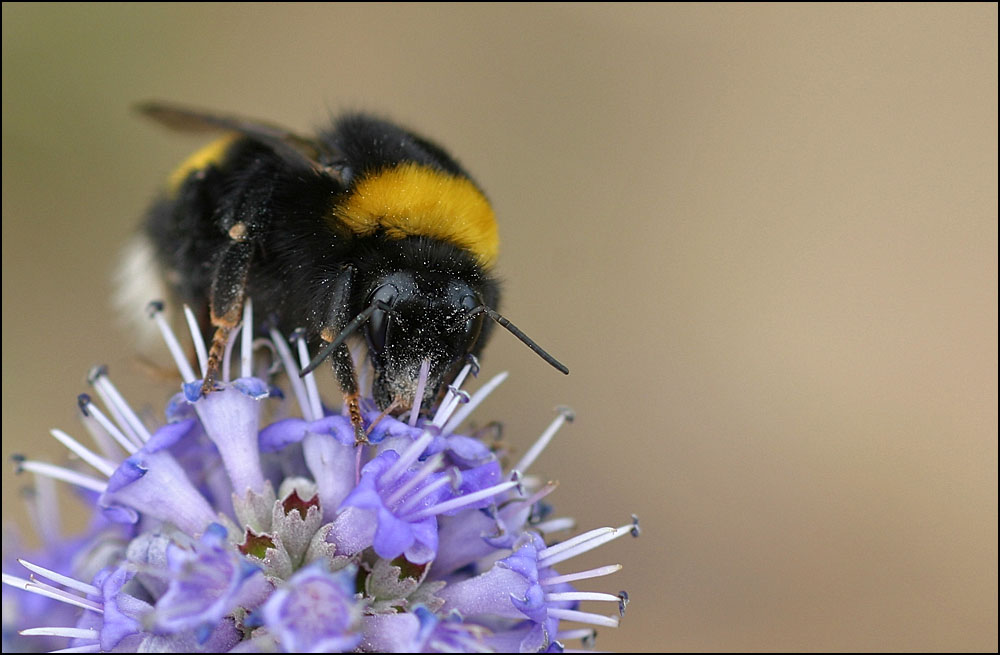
[
  {"xmin": 334, "ymin": 163, "xmax": 499, "ymax": 268},
  {"xmin": 167, "ymin": 135, "xmax": 239, "ymax": 191}
]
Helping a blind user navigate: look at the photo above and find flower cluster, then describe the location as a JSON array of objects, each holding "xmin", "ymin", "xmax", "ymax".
[{"xmin": 3, "ymin": 300, "xmax": 636, "ymax": 653}]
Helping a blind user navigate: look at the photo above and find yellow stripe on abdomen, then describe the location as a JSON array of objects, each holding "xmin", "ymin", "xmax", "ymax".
[
  {"xmin": 167, "ymin": 135, "xmax": 239, "ymax": 191},
  {"xmin": 334, "ymin": 163, "xmax": 499, "ymax": 268}
]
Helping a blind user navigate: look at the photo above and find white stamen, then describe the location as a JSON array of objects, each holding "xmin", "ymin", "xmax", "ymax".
[
  {"xmin": 450, "ymin": 361, "xmax": 474, "ymax": 393},
  {"xmin": 541, "ymin": 564, "xmax": 623, "ymax": 587},
  {"xmin": 19, "ymin": 627, "xmax": 100, "ymax": 639},
  {"xmin": 380, "ymin": 430, "xmax": 434, "ymax": 486},
  {"xmin": 396, "ymin": 470, "xmax": 454, "ymax": 516},
  {"xmin": 79, "ymin": 413, "xmax": 126, "ymax": 461},
  {"xmin": 539, "ymin": 527, "xmax": 614, "ymax": 561},
  {"xmin": 2, "ymin": 573, "xmax": 31, "ymax": 588},
  {"xmin": 533, "ymin": 516, "xmax": 576, "ymax": 534},
  {"xmin": 432, "ymin": 390, "xmax": 464, "ymax": 429},
  {"xmin": 241, "ymin": 298, "xmax": 254, "ymax": 379},
  {"xmin": 545, "ymin": 591, "xmax": 622, "ymax": 603},
  {"xmin": 91, "ymin": 375, "xmax": 151, "ymax": 444},
  {"xmin": 1, "ymin": 574, "xmax": 103, "ymax": 613},
  {"xmin": 29, "ymin": 474, "xmax": 61, "ymax": 545},
  {"xmin": 509, "ymin": 480, "xmax": 558, "ymax": 507},
  {"xmin": 497, "ymin": 481, "xmax": 558, "ymax": 523},
  {"xmin": 409, "ymin": 359, "xmax": 431, "ymax": 427},
  {"xmin": 17, "ymin": 559, "xmax": 100, "ymax": 595},
  {"xmin": 547, "ymin": 607, "xmax": 619, "ymax": 628},
  {"xmin": 539, "ymin": 521, "xmax": 635, "ymax": 569},
  {"xmin": 80, "ymin": 400, "xmax": 141, "ymax": 452},
  {"xmin": 151, "ymin": 306, "xmax": 198, "ymax": 383},
  {"xmin": 431, "ymin": 361, "xmax": 474, "ymax": 426},
  {"xmin": 48, "ymin": 430, "xmax": 115, "ymax": 478},
  {"xmin": 442, "ymin": 371, "xmax": 508, "ymax": 435},
  {"xmin": 252, "ymin": 338, "xmax": 280, "ymax": 377},
  {"xmin": 222, "ymin": 323, "xmax": 241, "ymax": 383},
  {"xmin": 409, "ymin": 478, "xmax": 519, "ymax": 521},
  {"xmin": 555, "ymin": 628, "xmax": 597, "ymax": 641},
  {"xmin": 15, "ymin": 461, "xmax": 107, "ymax": 494},
  {"xmin": 270, "ymin": 327, "xmax": 313, "ymax": 421},
  {"xmin": 348, "ymin": 339, "xmax": 371, "ymax": 397},
  {"xmin": 296, "ymin": 336, "xmax": 324, "ymax": 422},
  {"xmin": 513, "ymin": 407, "xmax": 573, "ymax": 475},
  {"xmin": 184, "ymin": 305, "xmax": 209, "ymax": 376},
  {"xmin": 384, "ymin": 452, "xmax": 444, "ymax": 507}
]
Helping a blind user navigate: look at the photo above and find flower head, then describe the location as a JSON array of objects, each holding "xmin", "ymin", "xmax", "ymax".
[
  {"xmin": 3, "ymin": 299, "xmax": 637, "ymax": 652},
  {"xmin": 258, "ymin": 562, "xmax": 361, "ymax": 652}
]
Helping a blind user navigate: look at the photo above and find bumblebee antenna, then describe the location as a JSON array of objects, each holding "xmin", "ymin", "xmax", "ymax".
[
  {"xmin": 299, "ymin": 300, "xmax": 392, "ymax": 377},
  {"xmin": 301, "ymin": 302, "xmax": 569, "ymax": 378},
  {"xmin": 470, "ymin": 306, "xmax": 569, "ymax": 375}
]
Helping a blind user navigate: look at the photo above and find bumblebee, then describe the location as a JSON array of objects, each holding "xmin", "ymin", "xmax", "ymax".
[{"xmin": 124, "ymin": 102, "xmax": 567, "ymax": 440}]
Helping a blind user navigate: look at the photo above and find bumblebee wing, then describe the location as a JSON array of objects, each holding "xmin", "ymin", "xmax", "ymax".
[{"xmin": 137, "ymin": 100, "xmax": 348, "ymax": 183}]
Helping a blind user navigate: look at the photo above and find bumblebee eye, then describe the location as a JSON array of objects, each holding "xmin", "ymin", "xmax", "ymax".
[
  {"xmin": 461, "ymin": 294, "xmax": 484, "ymax": 350},
  {"xmin": 465, "ymin": 313, "xmax": 485, "ymax": 350},
  {"xmin": 368, "ymin": 308, "xmax": 389, "ymax": 353},
  {"xmin": 366, "ymin": 284, "xmax": 398, "ymax": 354}
]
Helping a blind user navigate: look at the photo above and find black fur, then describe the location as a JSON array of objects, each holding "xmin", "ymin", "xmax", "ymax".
[{"xmin": 144, "ymin": 114, "xmax": 500, "ymax": 412}]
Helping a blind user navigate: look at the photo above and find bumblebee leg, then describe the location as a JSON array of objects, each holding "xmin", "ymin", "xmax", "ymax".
[
  {"xmin": 202, "ymin": 235, "xmax": 252, "ymax": 395},
  {"xmin": 317, "ymin": 266, "xmax": 366, "ymax": 443},
  {"xmin": 327, "ymin": 341, "xmax": 366, "ymax": 445}
]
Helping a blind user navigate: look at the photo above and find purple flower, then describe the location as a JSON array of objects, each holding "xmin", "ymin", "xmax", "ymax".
[
  {"xmin": 359, "ymin": 606, "xmax": 493, "ymax": 652},
  {"xmin": 258, "ymin": 563, "xmax": 361, "ymax": 652},
  {"xmin": 1, "ymin": 484, "xmax": 130, "ymax": 653},
  {"xmin": 99, "ymin": 445, "xmax": 218, "ymax": 534},
  {"xmin": 329, "ymin": 434, "xmax": 513, "ymax": 566},
  {"xmin": 259, "ymin": 414, "xmax": 356, "ymax": 521},
  {"xmin": 3, "ymin": 299, "xmax": 637, "ymax": 652},
  {"xmin": 438, "ymin": 526, "xmax": 635, "ymax": 652},
  {"xmin": 152, "ymin": 523, "xmax": 266, "ymax": 637}
]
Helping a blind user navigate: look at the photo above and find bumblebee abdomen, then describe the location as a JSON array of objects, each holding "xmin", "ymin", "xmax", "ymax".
[{"xmin": 166, "ymin": 135, "xmax": 240, "ymax": 191}]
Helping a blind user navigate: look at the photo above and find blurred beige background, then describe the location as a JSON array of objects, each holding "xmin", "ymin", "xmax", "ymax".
[{"xmin": 3, "ymin": 3, "xmax": 996, "ymax": 652}]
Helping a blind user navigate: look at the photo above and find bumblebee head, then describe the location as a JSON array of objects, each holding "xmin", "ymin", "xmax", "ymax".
[
  {"xmin": 363, "ymin": 271, "xmax": 486, "ymax": 412},
  {"xmin": 301, "ymin": 270, "xmax": 568, "ymax": 416}
]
